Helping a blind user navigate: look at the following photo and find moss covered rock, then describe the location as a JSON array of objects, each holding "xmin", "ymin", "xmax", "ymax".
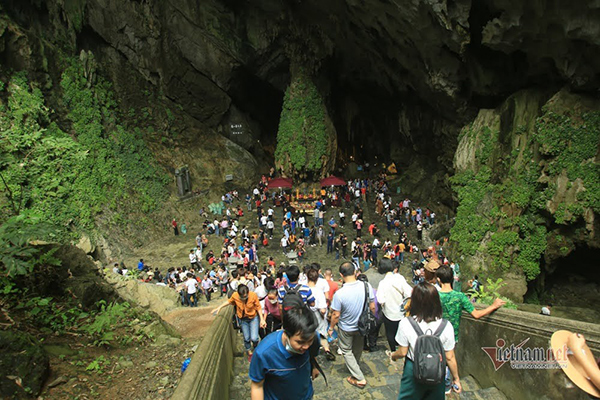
[{"xmin": 450, "ymin": 89, "xmax": 600, "ymax": 301}]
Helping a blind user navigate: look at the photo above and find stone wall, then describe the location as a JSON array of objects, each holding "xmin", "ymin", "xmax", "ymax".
[
  {"xmin": 172, "ymin": 306, "xmax": 237, "ymax": 400},
  {"xmin": 457, "ymin": 306, "xmax": 600, "ymax": 400}
]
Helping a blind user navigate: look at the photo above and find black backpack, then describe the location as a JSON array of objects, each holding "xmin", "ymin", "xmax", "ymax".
[
  {"xmin": 407, "ymin": 317, "xmax": 448, "ymax": 385},
  {"xmin": 282, "ymin": 285, "xmax": 304, "ymax": 311},
  {"xmin": 356, "ymin": 282, "xmax": 370, "ymax": 336}
]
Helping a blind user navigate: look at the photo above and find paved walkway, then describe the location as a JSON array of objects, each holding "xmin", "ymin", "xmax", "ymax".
[{"xmin": 229, "ymin": 331, "xmax": 507, "ymax": 399}]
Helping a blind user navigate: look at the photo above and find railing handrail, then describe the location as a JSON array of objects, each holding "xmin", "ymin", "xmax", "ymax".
[{"xmin": 467, "ymin": 302, "xmax": 600, "ymax": 351}]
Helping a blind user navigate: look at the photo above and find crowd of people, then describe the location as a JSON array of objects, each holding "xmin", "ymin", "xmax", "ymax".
[
  {"xmin": 117, "ymin": 166, "xmax": 498, "ymax": 399},
  {"xmin": 200, "ymin": 169, "xmax": 500, "ymax": 400},
  {"xmin": 110, "ymin": 165, "xmax": 600, "ymax": 399},
  {"xmin": 212, "ymin": 248, "xmax": 506, "ymax": 400}
]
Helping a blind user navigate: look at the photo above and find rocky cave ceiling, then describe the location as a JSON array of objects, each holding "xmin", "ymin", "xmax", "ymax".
[{"xmin": 4, "ymin": 0, "xmax": 600, "ymax": 169}]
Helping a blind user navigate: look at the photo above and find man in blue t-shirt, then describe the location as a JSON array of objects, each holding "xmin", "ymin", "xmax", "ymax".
[{"xmin": 249, "ymin": 295, "xmax": 319, "ymax": 399}]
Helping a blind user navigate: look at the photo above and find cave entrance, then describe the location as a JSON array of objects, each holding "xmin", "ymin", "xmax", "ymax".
[{"xmin": 535, "ymin": 244, "xmax": 600, "ymax": 309}]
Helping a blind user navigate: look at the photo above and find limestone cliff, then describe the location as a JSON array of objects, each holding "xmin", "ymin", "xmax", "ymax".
[
  {"xmin": 1, "ymin": 0, "xmax": 599, "ymax": 290},
  {"xmin": 451, "ymin": 89, "xmax": 600, "ymax": 301}
]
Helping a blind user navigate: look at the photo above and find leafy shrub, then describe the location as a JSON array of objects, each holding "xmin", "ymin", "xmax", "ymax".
[
  {"xmin": 469, "ymin": 278, "xmax": 517, "ymax": 309},
  {"xmin": 0, "ymin": 212, "xmax": 60, "ymax": 276},
  {"xmin": 82, "ymin": 300, "xmax": 133, "ymax": 347},
  {"xmin": 13, "ymin": 296, "xmax": 83, "ymax": 333},
  {"xmin": 534, "ymin": 110, "xmax": 600, "ymax": 213}
]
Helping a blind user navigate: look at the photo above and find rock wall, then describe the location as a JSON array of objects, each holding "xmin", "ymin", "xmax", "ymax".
[
  {"xmin": 1, "ymin": 0, "xmax": 600, "ymax": 296},
  {"xmin": 450, "ymin": 89, "xmax": 600, "ymax": 301},
  {"xmin": 458, "ymin": 305, "xmax": 600, "ymax": 400}
]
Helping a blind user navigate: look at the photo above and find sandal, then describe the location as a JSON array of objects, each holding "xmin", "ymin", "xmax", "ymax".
[
  {"xmin": 346, "ymin": 376, "xmax": 366, "ymax": 389},
  {"xmin": 325, "ymin": 350, "xmax": 336, "ymax": 361}
]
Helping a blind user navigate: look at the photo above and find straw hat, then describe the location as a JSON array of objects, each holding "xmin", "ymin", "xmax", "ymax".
[
  {"xmin": 424, "ymin": 260, "xmax": 441, "ymax": 273},
  {"xmin": 551, "ymin": 330, "xmax": 600, "ymax": 397}
]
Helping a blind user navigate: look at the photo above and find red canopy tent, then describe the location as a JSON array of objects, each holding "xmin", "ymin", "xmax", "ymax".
[
  {"xmin": 320, "ymin": 175, "xmax": 346, "ymax": 187},
  {"xmin": 268, "ymin": 177, "xmax": 293, "ymax": 188}
]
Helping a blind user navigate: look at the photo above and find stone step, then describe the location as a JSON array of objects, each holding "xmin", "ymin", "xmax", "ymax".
[
  {"xmin": 447, "ymin": 386, "xmax": 508, "ymax": 400},
  {"xmin": 460, "ymin": 375, "xmax": 482, "ymax": 392}
]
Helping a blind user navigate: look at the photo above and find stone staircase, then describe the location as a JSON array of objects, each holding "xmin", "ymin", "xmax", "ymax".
[
  {"xmin": 447, "ymin": 376, "xmax": 507, "ymax": 400},
  {"xmin": 229, "ymin": 331, "xmax": 507, "ymax": 399}
]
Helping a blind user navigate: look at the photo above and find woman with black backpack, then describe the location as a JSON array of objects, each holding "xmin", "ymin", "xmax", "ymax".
[{"xmin": 390, "ymin": 282, "xmax": 462, "ymax": 399}]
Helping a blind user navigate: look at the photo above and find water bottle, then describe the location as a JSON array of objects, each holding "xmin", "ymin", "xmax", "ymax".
[{"xmin": 181, "ymin": 357, "xmax": 191, "ymax": 373}]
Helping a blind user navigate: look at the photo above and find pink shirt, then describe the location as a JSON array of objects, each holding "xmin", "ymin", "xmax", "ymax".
[{"xmin": 264, "ymin": 299, "xmax": 281, "ymax": 320}]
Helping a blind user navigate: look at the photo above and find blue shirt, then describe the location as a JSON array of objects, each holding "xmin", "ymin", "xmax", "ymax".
[
  {"xmin": 249, "ymin": 330, "xmax": 313, "ymax": 400},
  {"xmin": 331, "ymin": 280, "xmax": 374, "ymax": 332},
  {"xmin": 137, "ymin": 261, "xmax": 144, "ymax": 271},
  {"xmin": 277, "ymin": 283, "xmax": 315, "ymax": 305}
]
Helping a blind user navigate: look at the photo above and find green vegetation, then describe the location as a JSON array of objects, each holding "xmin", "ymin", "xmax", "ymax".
[
  {"xmin": 534, "ymin": 110, "xmax": 600, "ymax": 216},
  {"xmin": 86, "ymin": 356, "xmax": 106, "ymax": 374},
  {"xmin": 449, "ymin": 167, "xmax": 494, "ymax": 256},
  {"xmin": 8, "ymin": 285, "xmax": 154, "ymax": 347},
  {"xmin": 450, "ymin": 96, "xmax": 600, "ymax": 283},
  {"xmin": 60, "ymin": 56, "xmax": 170, "ymax": 224},
  {"xmin": 475, "ymin": 126, "xmax": 497, "ymax": 162},
  {"xmin": 63, "ymin": 0, "xmax": 87, "ymax": 32},
  {"xmin": 275, "ymin": 69, "xmax": 329, "ymax": 178},
  {"xmin": 81, "ymin": 300, "xmax": 136, "ymax": 347},
  {"xmin": 0, "ymin": 212, "xmax": 59, "ymax": 276},
  {"xmin": 0, "ymin": 56, "xmax": 169, "ymax": 252},
  {"xmin": 469, "ymin": 278, "xmax": 518, "ymax": 309}
]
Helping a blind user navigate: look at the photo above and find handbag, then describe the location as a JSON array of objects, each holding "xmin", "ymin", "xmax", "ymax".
[
  {"xmin": 390, "ymin": 279, "xmax": 411, "ymax": 317},
  {"xmin": 356, "ymin": 282, "xmax": 371, "ymax": 336}
]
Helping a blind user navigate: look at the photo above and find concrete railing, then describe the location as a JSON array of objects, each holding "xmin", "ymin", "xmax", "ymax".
[
  {"xmin": 457, "ymin": 305, "xmax": 600, "ymax": 400},
  {"xmin": 172, "ymin": 306, "xmax": 237, "ymax": 400}
]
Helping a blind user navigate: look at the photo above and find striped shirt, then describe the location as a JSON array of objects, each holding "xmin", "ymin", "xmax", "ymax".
[{"xmin": 277, "ymin": 283, "xmax": 315, "ymax": 305}]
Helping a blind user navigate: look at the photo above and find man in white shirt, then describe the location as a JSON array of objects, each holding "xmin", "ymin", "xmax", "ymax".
[
  {"xmin": 280, "ymin": 236, "xmax": 288, "ymax": 254},
  {"xmin": 266, "ymin": 220, "xmax": 275, "ymax": 239},
  {"xmin": 195, "ymin": 246, "xmax": 203, "ymax": 271},
  {"xmin": 260, "ymin": 214, "xmax": 268, "ymax": 228},
  {"xmin": 185, "ymin": 273, "xmax": 199, "ymax": 307},
  {"xmin": 372, "ymin": 238, "xmax": 381, "ymax": 248},
  {"xmin": 189, "ymin": 250, "xmax": 198, "ymax": 269},
  {"xmin": 376, "ymin": 258, "xmax": 413, "ymax": 352},
  {"xmin": 310, "ymin": 264, "xmax": 331, "ymax": 302},
  {"xmin": 298, "ymin": 215, "xmax": 306, "ymax": 228}
]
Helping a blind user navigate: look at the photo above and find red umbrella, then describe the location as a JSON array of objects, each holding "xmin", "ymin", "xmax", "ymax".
[
  {"xmin": 268, "ymin": 177, "xmax": 293, "ymax": 188},
  {"xmin": 320, "ymin": 175, "xmax": 346, "ymax": 187}
]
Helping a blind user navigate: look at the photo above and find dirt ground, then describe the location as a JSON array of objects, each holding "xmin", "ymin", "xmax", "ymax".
[
  {"xmin": 163, "ymin": 307, "xmax": 218, "ymax": 339},
  {"xmin": 39, "ymin": 299, "xmax": 223, "ymax": 399}
]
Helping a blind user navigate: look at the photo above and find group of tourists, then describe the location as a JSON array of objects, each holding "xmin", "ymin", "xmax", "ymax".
[
  {"xmin": 211, "ymin": 245, "xmax": 507, "ymax": 400},
  {"xmin": 202, "ymin": 167, "xmax": 506, "ymax": 399},
  {"xmin": 117, "ymin": 165, "xmax": 600, "ymax": 399}
]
